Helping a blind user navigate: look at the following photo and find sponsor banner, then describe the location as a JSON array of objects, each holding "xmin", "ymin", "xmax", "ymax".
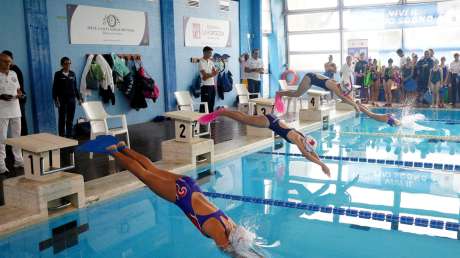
[
  {"xmin": 67, "ymin": 4, "xmax": 149, "ymax": 45},
  {"xmin": 385, "ymin": 3, "xmax": 438, "ymax": 29},
  {"xmin": 184, "ymin": 17, "xmax": 231, "ymax": 48}
]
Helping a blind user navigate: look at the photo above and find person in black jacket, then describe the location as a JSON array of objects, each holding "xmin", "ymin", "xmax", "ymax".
[
  {"xmin": 2, "ymin": 50, "xmax": 28, "ymax": 135},
  {"xmin": 52, "ymin": 57, "xmax": 82, "ymax": 137}
]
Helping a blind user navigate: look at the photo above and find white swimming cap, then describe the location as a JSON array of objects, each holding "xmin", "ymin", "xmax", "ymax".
[
  {"xmin": 303, "ymin": 135, "xmax": 317, "ymax": 152},
  {"xmin": 227, "ymin": 226, "xmax": 261, "ymax": 258},
  {"xmin": 339, "ymin": 81, "xmax": 352, "ymax": 96}
]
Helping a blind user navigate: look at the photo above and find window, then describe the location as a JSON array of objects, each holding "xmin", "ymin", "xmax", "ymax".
[
  {"xmin": 290, "ymin": 53, "xmax": 340, "ymax": 72},
  {"xmin": 343, "ymin": 0, "xmax": 400, "ymax": 7},
  {"xmin": 343, "ymin": 9, "xmax": 386, "ymax": 30},
  {"xmin": 287, "ymin": 0, "xmax": 337, "ymax": 10},
  {"xmin": 262, "ymin": 0, "xmax": 272, "ymax": 33},
  {"xmin": 287, "ymin": 11, "xmax": 339, "ymax": 32},
  {"xmin": 288, "ymin": 33, "xmax": 340, "ymax": 52},
  {"xmin": 285, "ymin": 1, "xmax": 460, "ymax": 72},
  {"xmin": 404, "ymin": 26, "xmax": 460, "ymax": 50},
  {"xmin": 343, "ymin": 29, "xmax": 402, "ymax": 51}
]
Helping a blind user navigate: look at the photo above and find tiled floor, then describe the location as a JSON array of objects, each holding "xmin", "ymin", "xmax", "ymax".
[{"xmin": 0, "ymin": 117, "xmax": 245, "ymax": 206}]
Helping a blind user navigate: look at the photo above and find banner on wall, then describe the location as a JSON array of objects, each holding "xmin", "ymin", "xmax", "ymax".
[
  {"xmin": 384, "ymin": 3, "xmax": 438, "ymax": 29},
  {"xmin": 347, "ymin": 39, "xmax": 368, "ymax": 60},
  {"xmin": 67, "ymin": 4, "xmax": 149, "ymax": 45},
  {"xmin": 184, "ymin": 17, "xmax": 231, "ymax": 48}
]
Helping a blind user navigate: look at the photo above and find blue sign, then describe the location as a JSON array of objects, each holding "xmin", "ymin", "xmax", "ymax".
[{"xmin": 385, "ymin": 3, "xmax": 438, "ymax": 29}]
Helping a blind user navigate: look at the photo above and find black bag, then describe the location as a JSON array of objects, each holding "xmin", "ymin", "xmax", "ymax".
[{"xmin": 74, "ymin": 118, "xmax": 91, "ymax": 137}]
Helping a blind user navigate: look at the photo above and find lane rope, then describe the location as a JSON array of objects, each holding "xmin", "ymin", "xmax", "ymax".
[
  {"xmin": 258, "ymin": 151, "xmax": 460, "ymax": 172},
  {"xmin": 203, "ymin": 192, "xmax": 460, "ymax": 232}
]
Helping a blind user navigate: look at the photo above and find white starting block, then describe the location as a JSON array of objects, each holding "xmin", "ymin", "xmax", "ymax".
[
  {"xmin": 249, "ymin": 98, "xmax": 275, "ymax": 116},
  {"xmin": 246, "ymin": 98, "xmax": 275, "ymax": 138},
  {"xmin": 162, "ymin": 111, "xmax": 214, "ymax": 166},
  {"xmin": 3, "ymin": 133, "xmax": 85, "ymax": 216},
  {"xmin": 299, "ymin": 89, "xmax": 331, "ymax": 123}
]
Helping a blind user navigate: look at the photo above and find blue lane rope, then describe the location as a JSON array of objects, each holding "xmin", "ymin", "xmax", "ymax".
[
  {"xmin": 203, "ymin": 192, "xmax": 460, "ymax": 232},
  {"xmin": 258, "ymin": 151, "xmax": 460, "ymax": 172}
]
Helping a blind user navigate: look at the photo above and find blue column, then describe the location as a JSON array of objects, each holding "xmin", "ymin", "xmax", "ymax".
[
  {"xmin": 160, "ymin": 0, "xmax": 177, "ymax": 112},
  {"xmin": 268, "ymin": 0, "xmax": 287, "ymax": 97},
  {"xmin": 239, "ymin": 0, "xmax": 262, "ymax": 54},
  {"xmin": 23, "ymin": 0, "xmax": 56, "ymax": 133},
  {"xmin": 250, "ymin": 0, "xmax": 263, "ymax": 52}
]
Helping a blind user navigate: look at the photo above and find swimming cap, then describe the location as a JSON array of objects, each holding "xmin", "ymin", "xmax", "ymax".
[
  {"xmin": 227, "ymin": 226, "xmax": 259, "ymax": 258},
  {"xmin": 339, "ymin": 81, "xmax": 352, "ymax": 96},
  {"xmin": 303, "ymin": 135, "xmax": 317, "ymax": 152}
]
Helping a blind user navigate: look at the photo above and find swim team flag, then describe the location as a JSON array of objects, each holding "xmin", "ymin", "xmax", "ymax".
[{"xmin": 67, "ymin": 4, "xmax": 149, "ymax": 45}]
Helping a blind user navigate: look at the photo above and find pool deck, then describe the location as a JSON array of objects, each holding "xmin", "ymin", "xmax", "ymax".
[{"xmin": 0, "ymin": 109, "xmax": 354, "ymax": 237}]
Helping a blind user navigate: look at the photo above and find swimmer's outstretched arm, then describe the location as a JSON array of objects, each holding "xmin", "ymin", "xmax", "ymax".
[
  {"xmin": 296, "ymin": 143, "xmax": 331, "ymax": 177},
  {"xmin": 358, "ymin": 104, "xmax": 401, "ymax": 126},
  {"xmin": 277, "ymin": 74, "xmax": 312, "ymax": 98}
]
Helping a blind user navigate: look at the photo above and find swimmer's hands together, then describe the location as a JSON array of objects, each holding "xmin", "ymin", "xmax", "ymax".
[{"xmin": 321, "ymin": 164, "xmax": 331, "ymax": 177}]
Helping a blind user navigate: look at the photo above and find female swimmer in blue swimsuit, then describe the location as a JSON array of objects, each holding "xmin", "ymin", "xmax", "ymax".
[
  {"xmin": 198, "ymin": 109, "xmax": 331, "ymax": 177},
  {"xmin": 78, "ymin": 136, "xmax": 264, "ymax": 258}
]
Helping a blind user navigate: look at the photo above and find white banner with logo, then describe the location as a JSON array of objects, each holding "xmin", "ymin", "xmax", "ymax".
[
  {"xmin": 347, "ymin": 39, "xmax": 368, "ymax": 60},
  {"xmin": 184, "ymin": 17, "xmax": 231, "ymax": 47},
  {"xmin": 67, "ymin": 4, "xmax": 149, "ymax": 45}
]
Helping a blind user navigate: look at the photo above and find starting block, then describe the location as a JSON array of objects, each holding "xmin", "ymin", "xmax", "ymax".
[
  {"xmin": 162, "ymin": 111, "xmax": 214, "ymax": 166},
  {"xmin": 249, "ymin": 98, "xmax": 275, "ymax": 116},
  {"xmin": 299, "ymin": 89, "xmax": 331, "ymax": 123},
  {"xmin": 3, "ymin": 133, "xmax": 85, "ymax": 216}
]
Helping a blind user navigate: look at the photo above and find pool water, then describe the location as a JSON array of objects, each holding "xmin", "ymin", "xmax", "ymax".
[{"xmin": 1, "ymin": 109, "xmax": 459, "ymax": 258}]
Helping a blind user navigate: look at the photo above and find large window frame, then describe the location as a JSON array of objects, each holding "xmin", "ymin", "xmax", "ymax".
[{"xmin": 285, "ymin": 0, "xmax": 459, "ymax": 72}]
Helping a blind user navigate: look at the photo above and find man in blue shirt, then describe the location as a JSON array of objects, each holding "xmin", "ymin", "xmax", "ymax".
[{"xmin": 415, "ymin": 50, "xmax": 433, "ymax": 104}]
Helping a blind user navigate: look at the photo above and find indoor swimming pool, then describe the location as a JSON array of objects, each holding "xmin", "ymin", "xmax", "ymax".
[{"xmin": 0, "ymin": 109, "xmax": 459, "ymax": 258}]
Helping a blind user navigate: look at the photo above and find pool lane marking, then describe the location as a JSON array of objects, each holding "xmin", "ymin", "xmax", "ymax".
[
  {"xmin": 203, "ymin": 192, "xmax": 459, "ymax": 232},
  {"xmin": 338, "ymin": 131, "xmax": 460, "ymax": 142},
  {"xmin": 258, "ymin": 151, "xmax": 460, "ymax": 172}
]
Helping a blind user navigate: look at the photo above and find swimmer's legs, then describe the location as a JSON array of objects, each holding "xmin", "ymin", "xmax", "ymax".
[
  {"xmin": 219, "ymin": 110, "xmax": 270, "ymax": 128},
  {"xmin": 108, "ymin": 146, "xmax": 177, "ymax": 202},
  {"xmin": 277, "ymin": 74, "xmax": 312, "ymax": 98}
]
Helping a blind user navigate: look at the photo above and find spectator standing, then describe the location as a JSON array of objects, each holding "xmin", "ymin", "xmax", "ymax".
[
  {"xmin": 0, "ymin": 53, "xmax": 24, "ymax": 174},
  {"xmin": 239, "ymin": 52, "xmax": 249, "ymax": 84},
  {"xmin": 340, "ymin": 55, "xmax": 353, "ymax": 87},
  {"xmin": 397, "ymin": 48, "xmax": 407, "ymax": 68},
  {"xmin": 429, "ymin": 60, "xmax": 443, "ymax": 108},
  {"xmin": 2, "ymin": 50, "xmax": 27, "ymax": 135},
  {"xmin": 383, "ymin": 59, "xmax": 394, "ymax": 107},
  {"xmin": 199, "ymin": 46, "xmax": 218, "ymax": 113},
  {"xmin": 439, "ymin": 56, "xmax": 449, "ymax": 108},
  {"xmin": 402, "ymin": 57, "xmax": 417, "ymax": 103},
  {"xmin": 245, "ymin": 49, "xmax": 264, "ymax": 95},
  {"xmin": 324, "ymin": 55, "xmax": 336, "ymax": 79},
  {"xmin": 52, "ymin": 57, "xmax": 82, "ymax": 138},
  {"xmin": 415, "ymin": 50, "xmax": 434, "ymax": 105},
  {"xmin": 449, "ymin": 53, "xmax": 460, "ymax": 107},
  {"xmin": 354, "ymin": 52, "xmax": 368, "ymax": 102},
  {"xmin": 370, "ymin": 59, "xmax": 381, "ymax": 105}
]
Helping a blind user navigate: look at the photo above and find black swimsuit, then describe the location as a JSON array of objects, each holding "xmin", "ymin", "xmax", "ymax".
[{"xmin": 266, "ymin": 114, "xmax": 303, "ymax": 143}]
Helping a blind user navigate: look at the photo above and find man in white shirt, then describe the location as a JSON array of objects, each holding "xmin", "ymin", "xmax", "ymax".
[
  {"xmin": 397, "ymin": 48, "xmax": 407, "ymax": 68},
  {"xmin": 0, "ymin": 53, "xmax": 24, "ymax": 173},
  {"xmin": 340, "ymin": 55, "xmax": 353, "ymax": 87},
  {"xmin": 199, "ymin": 46, "xmax": 218, "ymax": 113},
  {"xmin": 245, "ymin": 49, "xmax": 264, "ymax": 95},
  {"xmin": 450, "ymin": 53, "xmax": 460, "ymax": 106}
]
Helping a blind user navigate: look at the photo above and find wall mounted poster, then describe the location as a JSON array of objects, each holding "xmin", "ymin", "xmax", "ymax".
[
  {"xmin": 67, "ymin": 4, "xmax": 149, "ymax": 45},
  {"xmin": 184, "ymin": 17, "xmax": 231, "ymax": 48},
  {"xmin": 347, "ymin": 39, "xmax": 368, "ymax": 61}
]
